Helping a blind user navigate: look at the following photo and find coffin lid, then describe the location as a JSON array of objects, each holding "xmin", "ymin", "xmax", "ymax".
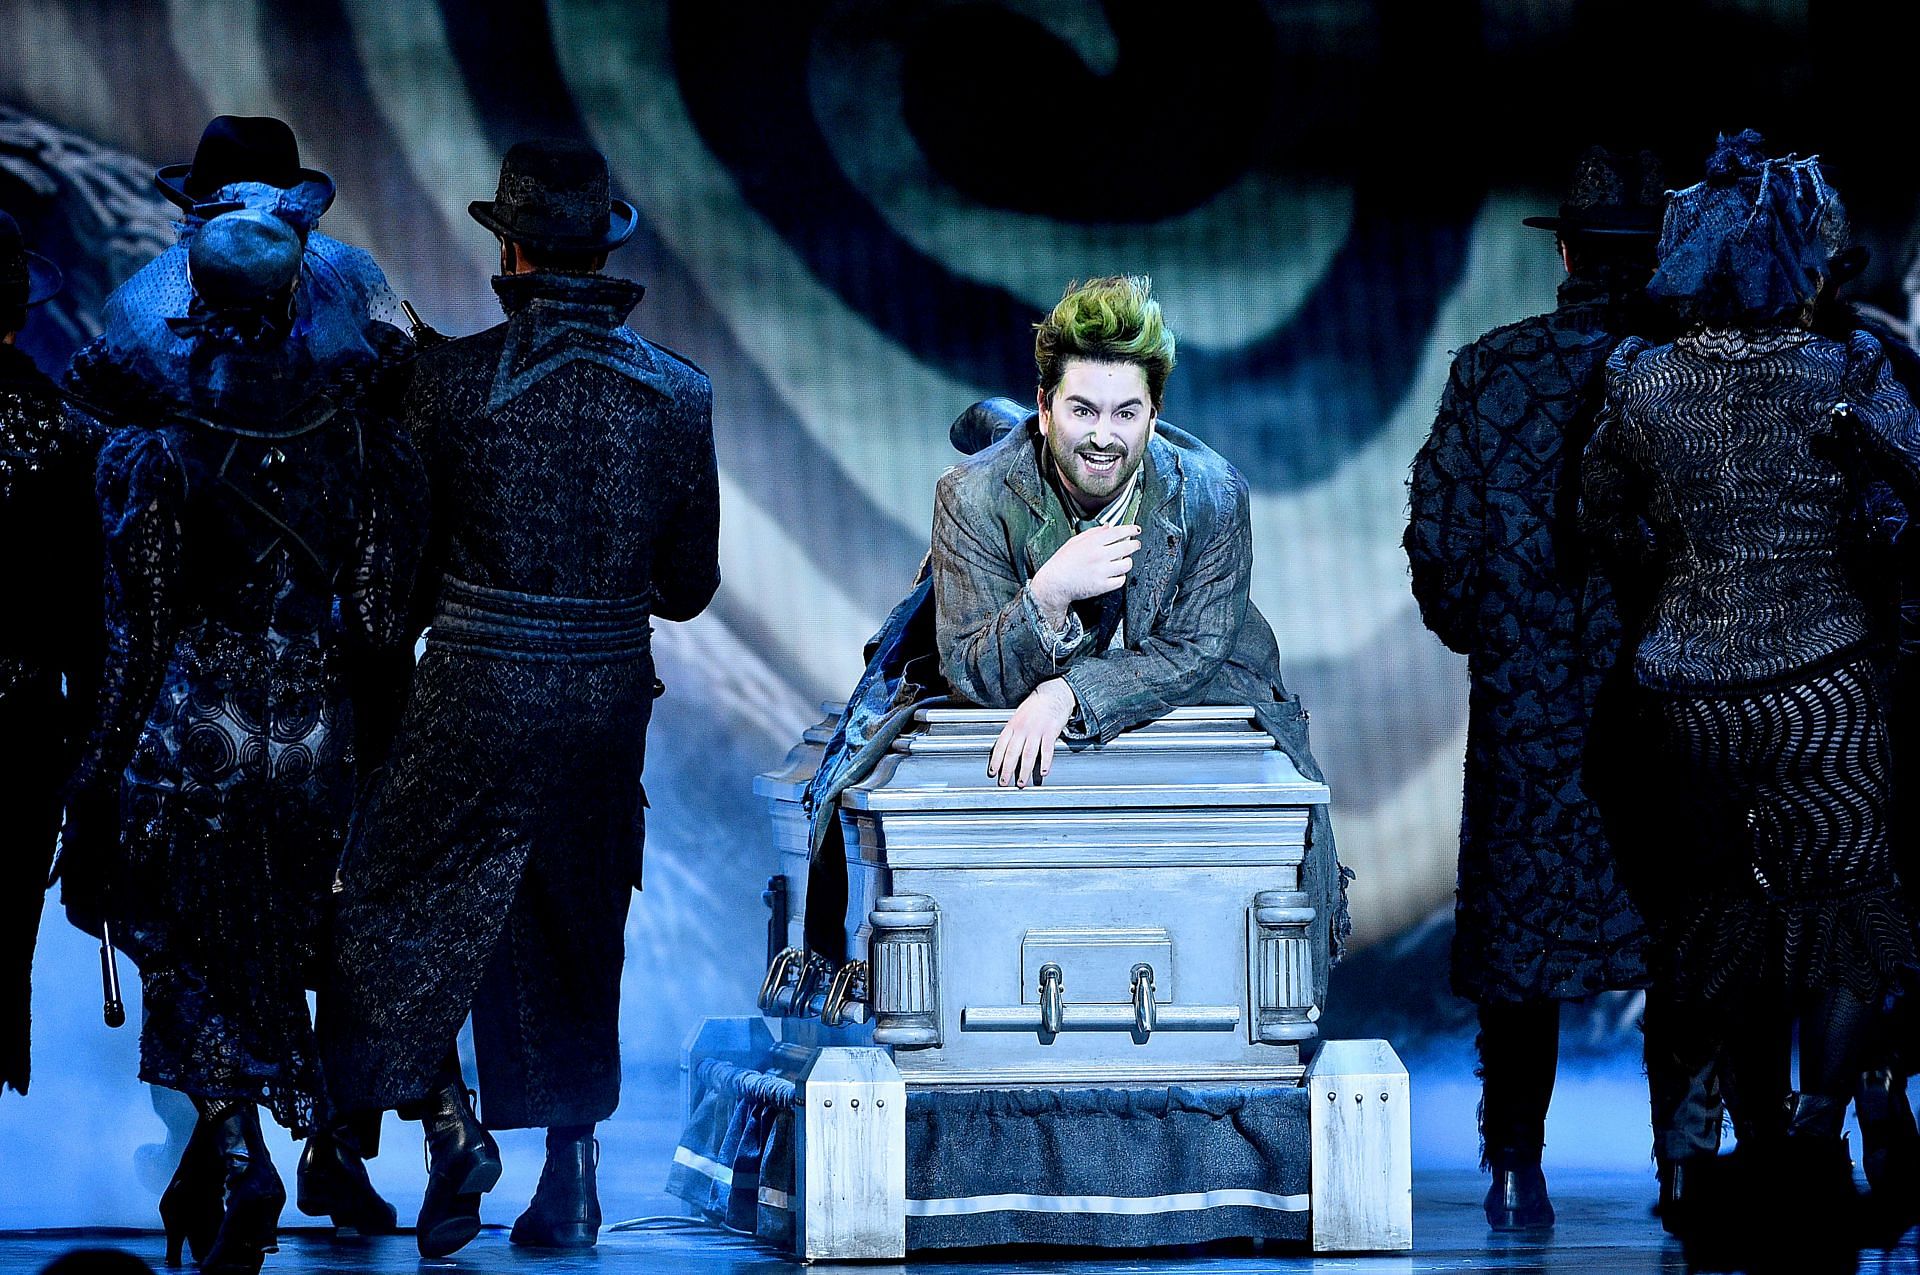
[{"xmin": 841, "ymin": 705, "xmax": 1331, "ymax": 812}]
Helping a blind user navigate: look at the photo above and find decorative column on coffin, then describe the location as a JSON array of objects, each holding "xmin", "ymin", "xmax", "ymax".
[
  {"xmin": 868, "ymin": 894, "xmax": 941, "ymax": 1048},
  {"xmin": 1251, "ymin": 889, "xmax": 1318, "ymax": 1043}
]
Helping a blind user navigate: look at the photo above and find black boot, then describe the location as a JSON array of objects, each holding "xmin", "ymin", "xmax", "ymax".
[
  {"xmin": 1483, "ymin": 1148, "xmax": 1554, "ymax": 1231},
  {"xmin": 1655, "ymin": 1154, "xmax": 1725, "ymax": 1238},
  {"xmin": 510, "ymin": 1125, "xmax": 602, "ymax": 1249},
  {"xmin": 200, "ymin": 1104, "xmax": 286, "ymax": 1275},
  {"xmin": 1698, "ymin": 1093, "xmax": 1861, "ymax": 1266},
  {"xmin": 158, "ymin": 1111, "xmax": 224, "ymax": 1267},
  {"xmin": 1857, "ymin": 1066, "xmax": 1920, "ymax": 1235},
  {"xmin": 410, "ymin": 1081, "xmax": 502, "ymax": 1258},
  {"xmin": 296, "ymin": 1116, "xmax": 397, "ymax": 1235}
]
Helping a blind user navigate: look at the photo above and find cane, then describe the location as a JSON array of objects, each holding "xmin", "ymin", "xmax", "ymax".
[{"xmin": 99, "ymin": 921, "xmax": 125, "ymax": 1028}]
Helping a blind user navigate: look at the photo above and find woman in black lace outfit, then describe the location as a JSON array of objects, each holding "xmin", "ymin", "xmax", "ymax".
[
  {"xmin": 64, "ymin": 210, "xmax": 425, "ymax": 1274},
  {"xmin": 1581, "ymin": 132, "xmax": 1920, "ymax": 1225}
]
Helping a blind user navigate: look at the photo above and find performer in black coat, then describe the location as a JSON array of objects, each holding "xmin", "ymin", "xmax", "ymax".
[
  {"xmin": 0, "ymin": 210, "xmax": 99, "ymax": 1098},
  {"xmin": 1582, "ymin": 132, "xmax": 1920, "ymax": 1243},
  {"xmin": 1407, "ymin": 149, "xmax": 1682, "ymax": 1229},
  {"xmin": 325, "ymin": 140, "xmax": 721, "ymax": 1257},
  {"xmin": 65, "ymin": 209, "xmax": 426, "ymax": 1275}
]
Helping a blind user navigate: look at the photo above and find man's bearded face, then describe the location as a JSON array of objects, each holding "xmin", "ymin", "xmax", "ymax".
[{"xmin": 1038, "ymin": 359, "xmax": 1155, "ymax": 514}]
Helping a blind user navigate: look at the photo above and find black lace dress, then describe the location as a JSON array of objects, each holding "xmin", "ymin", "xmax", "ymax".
[
  {"xmin": 1581, "ymin": 326, "xmax": 1920, "ymax": 1005},
  {"xmin": 67, "ymin": 322, "xmax": 426, "ymax": 1130}
]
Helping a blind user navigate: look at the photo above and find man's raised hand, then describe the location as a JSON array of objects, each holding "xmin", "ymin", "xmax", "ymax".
[{"xmin": 1029, "ymin": 524, "xmax": 1140, "ymax": 628}]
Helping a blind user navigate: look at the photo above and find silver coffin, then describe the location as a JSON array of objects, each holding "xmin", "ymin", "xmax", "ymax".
[{"xmin": 842, "ymin": 705, "xmax": 1329, "ymax": 1087}]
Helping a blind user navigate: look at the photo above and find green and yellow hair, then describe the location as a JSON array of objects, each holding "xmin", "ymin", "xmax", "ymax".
[{"xmin": 1034, "ymin": 275, "xmax": 1177, "ymax": 410}]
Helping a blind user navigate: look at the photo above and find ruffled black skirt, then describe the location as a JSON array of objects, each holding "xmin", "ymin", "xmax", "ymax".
[{"xmin": 1643, "ymin": 650, "xmax": 1915, "ymax": 1004}]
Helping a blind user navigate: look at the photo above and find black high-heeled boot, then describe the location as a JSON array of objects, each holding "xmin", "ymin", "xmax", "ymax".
[
  {"xmin": 510, "ymin": 1125, "xmax": 602, "ymax": 1249},
  {"xmin": 159, "ymin": 1107, "xmax": 226, "ymax": 1267},
  {"xmin": 296, "ymin": 1115, "xmax": 397, "ymax": 1235},
  {"xmin": 1483, "ymin": 1147, "xmax": 1555, "ymax": 1231},
  {"xmin": 410, "ymin": 1081, "xmax": 502, "ymax": 1258},
  {"xmin": 200, "ymin": 1104, "xmax": 286, "ymax": 1275}
]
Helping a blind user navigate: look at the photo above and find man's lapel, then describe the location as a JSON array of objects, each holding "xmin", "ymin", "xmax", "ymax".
[
  {"xmin": 1125, "ymin": 434, "xmax": 1185, "ymax": 642},
  {"xmin": 1004, "ymin": 432, "xmax": 1057, "ymax": 581}
]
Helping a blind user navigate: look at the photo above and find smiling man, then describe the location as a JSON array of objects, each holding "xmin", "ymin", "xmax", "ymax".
[{"xmin": 930, "ymin": 275, "xmax": 1347, "ymax": 985}]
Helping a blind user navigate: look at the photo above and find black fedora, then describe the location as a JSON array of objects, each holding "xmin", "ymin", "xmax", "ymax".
[
  {"xmin": 0, "ymin": 210, "xmax": 62, "ymax": 329},
  {"xmin": 469, "ymin": 139, "xmax": 638, "ymax": 255},
  {"xmin": 155, "ymin": 115, "xmax": 336, "ymax": 212},
  {"xmin": 1524, "ymin": 146, "xmax": 1665, "ymax": 238}
]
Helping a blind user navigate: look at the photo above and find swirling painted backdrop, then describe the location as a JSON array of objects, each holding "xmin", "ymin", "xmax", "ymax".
[{"xmin": 2, "ymin": 0, "xmax": 1913, "ymax": 1224}]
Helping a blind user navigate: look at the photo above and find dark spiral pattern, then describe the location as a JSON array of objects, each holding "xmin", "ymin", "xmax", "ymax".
[
  {"xmin": 181, "ymin": 719, "xmax": 237, "ymax": 783},
  {"xmin": 273, "ymin": 742, "xmax": 315, "ymax": 786}
]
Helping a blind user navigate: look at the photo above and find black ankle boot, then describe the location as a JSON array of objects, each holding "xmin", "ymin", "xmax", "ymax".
[
  {"xmin": 296, "ymin": 1117, "xmax": 397, "ymax": 1235},
  {"xmin": 1753, "ymin": 1094, "xmax": 1863, "ymax": 1258},
  {"xmin": 410, "ymin": 1082, "xmax": 502, "ymax": 1258},
  {"xmin": 159, "ymin": 1112, "xmax": 224, "ymax": 1267},
  {"xmin": 1655, "ymin": 1154, "xmax": 1724, "ymax": 1238},
  {"xmin": 200, "ymin": 1104, "xmax": 286, "ymax": 1275},
  {"xmin": 510, "ymin": 1126, "xmax": 602, "ymax": 1249},
  {"xmin": 1484, "ymin": 1149, "xmax": 1554, "ymax": 1231},
  {"xmin": 1857, "ymin": 1067, "xmax": 1920, "ymax": 1232}
]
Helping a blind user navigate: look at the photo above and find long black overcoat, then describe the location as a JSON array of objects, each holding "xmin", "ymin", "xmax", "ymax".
[
  {"xmin": 0, "ymin": 343, "xmax": 101, "ymax": 1095},
  {"xmin": 325, "ymin": 271, "xmax": 720, "ymax": 1125},
  {"xmin": 1405, "ymin": 276, "xmax": 1651, "ymax": 1005}
]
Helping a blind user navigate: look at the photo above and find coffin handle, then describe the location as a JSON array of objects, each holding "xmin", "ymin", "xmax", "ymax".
[
  {"xmin": 1038, "ymin": 963, "xmax": 1065, "ymax": 1043},
  {"xmin": 1130, "ymin": 964, "xmax": 1157, "ymax": 1043}
]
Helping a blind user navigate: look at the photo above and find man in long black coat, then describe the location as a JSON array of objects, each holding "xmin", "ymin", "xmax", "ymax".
[
  {"xmin": 0, "ymin": 211, "xmax": 99, "ymax": 1097},
  {"xmin": 1406, "ymin": 149, "xmax": 1696, "ymax": 1229},
  {"xmin": 325, "ymin": 141, "xmax": 720, "ymax": 1257}
]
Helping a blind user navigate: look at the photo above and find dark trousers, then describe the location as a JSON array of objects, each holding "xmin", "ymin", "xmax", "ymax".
[
  {"xmin": 1478, "ymin": 994, "xmax": 1725, "ymax": 1166},
  {"xmin": 468, "ymin": 834, "xmax": 634, "ymax": 1131},
  {"xmin": 1653, "ymin": 987, "xmax": 1880, "ymax": 1143},
  {"xmin": 1476, "ymin": 1001, "xmax": 1559, "ymax": 1164}
]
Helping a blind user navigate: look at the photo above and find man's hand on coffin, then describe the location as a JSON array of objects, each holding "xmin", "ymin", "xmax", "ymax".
[
  {"xmin": 1028, "ymin": 524, "xmax": 1140, "ymax": 629},
  {"xmin": 988, "ymin": 678, "xmax": 1077, "ymax": 788}
]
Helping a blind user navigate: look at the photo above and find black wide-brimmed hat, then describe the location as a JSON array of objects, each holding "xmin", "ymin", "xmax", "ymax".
[
  {"xmin": 1524, "ymin": 146, "xmax": 1665, "ymax": 238},
  {"xmin": 155, "ymin": 115, "xmax": 336, "ymax": 212},
  {"xmin": 469, "ymin": 139, "xmax": 638, "ymax": 255},
  {"xmin": 0, "ymin": 210, "xmax": 62, "ymax": 328}
]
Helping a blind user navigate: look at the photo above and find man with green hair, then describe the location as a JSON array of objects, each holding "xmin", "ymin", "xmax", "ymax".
[{"xmin": 931, "ymin": 274, "xmax": 1346, "ymax": 987}]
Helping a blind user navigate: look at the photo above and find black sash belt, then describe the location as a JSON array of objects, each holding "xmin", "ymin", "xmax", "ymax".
[{"xmin": 430, "ymin": 576, "xmax": 653, "ymax": 662}]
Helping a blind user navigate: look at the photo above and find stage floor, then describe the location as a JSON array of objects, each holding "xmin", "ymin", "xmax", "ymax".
[{"xmin": 5, "ymin": 1170, "xmax": 1917, "ymax": 1273}]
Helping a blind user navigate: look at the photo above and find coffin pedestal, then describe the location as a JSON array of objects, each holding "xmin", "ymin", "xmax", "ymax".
[{"xmin": 689, "ymin": 704, "xmax": 1410, "ymax": 1257}]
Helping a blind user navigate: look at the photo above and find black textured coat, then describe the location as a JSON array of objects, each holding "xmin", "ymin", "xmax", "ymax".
[
  {"xmin": 63, "ymin": 322, "xmax": 426, "ymax": 1130},
  {"xmin": 0, "ymin": 344, "xmax": 102, "ymax": 1095},
  {"xmin": 325, "ymin": 272, "xmax": 720, "ymax": 1127},
  {"xmin": 1406, "ymin": 276, "xmax": 1651, "ymax": 1005}
]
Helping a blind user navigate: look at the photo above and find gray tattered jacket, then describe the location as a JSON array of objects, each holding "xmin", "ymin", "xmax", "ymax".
[{"xmin": 931, "ymin": 417, "xmax": 1349, "ymax": 990}]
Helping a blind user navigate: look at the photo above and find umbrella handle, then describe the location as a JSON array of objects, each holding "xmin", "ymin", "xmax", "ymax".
[{"xmin": 100, "ymin": 922, "xmax": 125, "ymax": 1028}]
